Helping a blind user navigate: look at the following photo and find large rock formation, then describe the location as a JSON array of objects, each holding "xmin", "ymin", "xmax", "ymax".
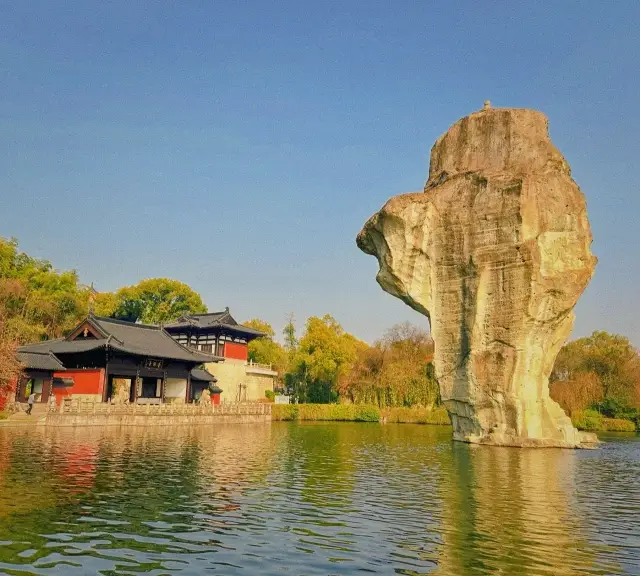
[{"xmin": 357, "ymin": 105, "xmax": 597, "ymax": 448}]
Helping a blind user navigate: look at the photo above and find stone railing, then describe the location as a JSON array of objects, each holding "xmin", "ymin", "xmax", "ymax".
[
  {"xmin": 56, "ymin": 399, "xmax": 272, "ymax": 417},
  {"xmin": 246, "ymin": 360, "xmax": 276, "ymax": 373}
]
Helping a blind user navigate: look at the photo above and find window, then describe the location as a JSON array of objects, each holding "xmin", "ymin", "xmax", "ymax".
[
  {"xmin": 201, "ymin": 344, "xmax": 213, "ymax": 353},
  {"xmin": 216, "ymin": 342, "xmax": 225, "ymax": 357}
]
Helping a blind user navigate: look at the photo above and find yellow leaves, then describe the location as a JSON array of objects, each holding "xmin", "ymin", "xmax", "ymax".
[{"xmin": 338, "ymin": 323, "xmax": 438, "ymax": 408}]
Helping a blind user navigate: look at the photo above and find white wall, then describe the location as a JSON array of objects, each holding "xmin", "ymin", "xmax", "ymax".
[{"xmin": 205, "ymin": 360, "xmax": 277, "ymax": 402}]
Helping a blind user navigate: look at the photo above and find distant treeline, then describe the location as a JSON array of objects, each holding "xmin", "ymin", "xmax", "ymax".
[{"xmin": 1, "ymin": 237, "xmax": 639, "ymax": 429}]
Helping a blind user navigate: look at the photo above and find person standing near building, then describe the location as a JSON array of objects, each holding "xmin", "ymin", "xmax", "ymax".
[{"xmin": 26, "ymin": 392, "xmax": 36, "ymax": 415}]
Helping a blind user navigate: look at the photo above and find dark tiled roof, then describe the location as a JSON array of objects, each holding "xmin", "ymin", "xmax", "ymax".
[
  {"xmin": 190, "ymin": 368, "xmax": 217, "ymax": 382},
  {"xmin": 17, "ymin": 351, "xmax": 66, "ymax": 371},
  {"xmin": 21, "ymin": 339, "xmax": 109, "ymax": 355},
  {"xmin": 164, "ymin": 310, "xmax": 265, "ymax": 338},
  {"xmin": 20, "ymin": 316, "xmax": 224, "ymax": 364}
]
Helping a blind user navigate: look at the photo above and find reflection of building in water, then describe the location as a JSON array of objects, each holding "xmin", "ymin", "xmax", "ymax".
[
  {"xmin": 195, "ymin": 423, "xmax": 273, "ymax": 487},
  {"xmin": 435, "ymin": 445, "xmax": 598, "ymax": 576}
]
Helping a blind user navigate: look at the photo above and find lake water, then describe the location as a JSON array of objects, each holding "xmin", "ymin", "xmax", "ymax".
[{"xmin": 0, "ymin": 423, "xmax": 638, "ymax": 575}]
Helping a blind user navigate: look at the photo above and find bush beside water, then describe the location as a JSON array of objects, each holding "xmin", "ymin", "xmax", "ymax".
[
  {"xmin": 272, "ymin": 404, "xmax": 451, "ymax": 425},
  {"xmin": 381, "ymin": 406, "xmax": 450, "ymax": 425},
  {"xmin": 571, "ymin": 409, "xmax": 636, "ymax": 432},
  {"xmin": 273, "ymin": 404, "xmax": 637, "ymax": 432},
  {"xmin": 601, "ymin": 417, "xmax": 637, "ymax": 432}
]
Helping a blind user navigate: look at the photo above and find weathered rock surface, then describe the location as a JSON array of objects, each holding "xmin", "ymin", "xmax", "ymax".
[{"xmin": 357, "ymin": 106, "xmax": 597, "ymax": 448}]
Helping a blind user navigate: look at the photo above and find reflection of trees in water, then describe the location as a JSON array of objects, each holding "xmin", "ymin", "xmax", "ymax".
[
  {"xmin": 266, "ymin": 423, "xmax": 359, "ymax": 558},
  {"xmin": 0, "ymin": 424, "xmax": 276, "ymax": 572},
  {"xmin": 435, "ymin": 444, "xmax": 612, "ymax": 576},
  {"xmin": 0, "ymin": 425, "xmax": 632, "ymax": 575}
]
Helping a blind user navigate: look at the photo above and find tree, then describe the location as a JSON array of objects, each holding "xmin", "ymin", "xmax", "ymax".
[
  {"xmin": 242, "ymin": 319, "xmax": 287, "ymax": 375},
  {"xmin": 0, "ymin": 310, "xmax": 22, "ymax": 410},
  {"xmin": 549, "ymin": 372, "xmax": 603, "ymax": 414},
  {"xmin": 109, "ymin": 278, "xmax": 207, "ymax": 324},
  {"xmin": 92, "ymin": 291, "xmax": 118, "ymax": 317},
  {"xmin": 551, "ymin": 331, "xmax": 640, "ymax": 409},
  {"xmin": 338, "ymin": 322, "xmax": 439, "ymax": 408},
  {"xmin": 0, "ymin": 237, "xmax": 89, "ymax": 342},
  {"xmin": 288, "ymin": 315, "xmax": 367, "ymax": 403},
  {"xmin": 283, "ymin": 313, "xmax": 297, "ymax": 352}
]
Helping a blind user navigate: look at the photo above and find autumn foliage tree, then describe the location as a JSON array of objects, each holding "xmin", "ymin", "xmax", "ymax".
[
  {"xmin": 550, "ymin": 331, "xmax": 640, "ymax": 419},
  {"xmin": 0, "ymin": 310, "xmax": 22, "ymax": 410},
  {"xmin": 287, "ymin": 315, "xmax": 367, "ymax": 403},
  {"xmin": 338, "ymin": 323, "xmax": 439, "ymax": 408}
]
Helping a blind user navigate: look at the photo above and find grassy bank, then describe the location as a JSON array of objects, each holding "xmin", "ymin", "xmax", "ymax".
[
  {"xmin": 571, "ymin": 409, "xmax": 636, "ymax": 432},
  {"xmin": 272, "ymin": 404, "xmax": 451, "ymax": 425}
]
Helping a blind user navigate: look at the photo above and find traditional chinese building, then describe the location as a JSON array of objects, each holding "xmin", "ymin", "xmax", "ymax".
[
  {"xmin": 18, "ymin": 315, "xmax": 220, "ymax": 405},
  {"xmin": 164, "ymin": 308, "xmax": 278, "ymax": 401}
]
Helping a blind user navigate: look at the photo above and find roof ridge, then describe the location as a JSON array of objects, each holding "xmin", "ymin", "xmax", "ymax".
[
  {"xmin": 187, "ymin": 310, "xmax": 228, "ymax": 317},
  {"xmin": 94, "ymin": 315, "xmax": 162, "ymax": 331},
  {"xmin": 21, "ymin": 350, "xmax": 54, "ymax": 356}
]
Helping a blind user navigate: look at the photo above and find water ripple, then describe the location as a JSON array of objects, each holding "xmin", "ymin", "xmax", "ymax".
[{"xmin": 0, "ymin": 424, "xmax": 638, "ymax": 575}]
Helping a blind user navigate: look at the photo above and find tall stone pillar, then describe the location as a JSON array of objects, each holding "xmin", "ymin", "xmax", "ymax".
[{"xmin": 357, "ymin": 106, "xmax": 597, "ymax": 448}]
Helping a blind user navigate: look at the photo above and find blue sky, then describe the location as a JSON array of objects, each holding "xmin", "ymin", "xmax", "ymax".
[{"xmin": 1, "ymin": 1, "xmax": 639, "ymax": 345}]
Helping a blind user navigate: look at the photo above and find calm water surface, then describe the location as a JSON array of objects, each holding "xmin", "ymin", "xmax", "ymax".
[{"xmin": 0, "ymin": 423, "xmax": 638, "ymax": 575}]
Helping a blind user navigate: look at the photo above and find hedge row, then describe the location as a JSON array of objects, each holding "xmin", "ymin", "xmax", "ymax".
[
  {"xmin": 571, "ymin": 409, "xmax": 636, "ymax": 432},
  {"xmin": 271, "ymin": 404, "xmax": 451, "ymax": 425},
  {"xmin": 380, "ymin": 406, "xmax": 450, "ymax": 425}
]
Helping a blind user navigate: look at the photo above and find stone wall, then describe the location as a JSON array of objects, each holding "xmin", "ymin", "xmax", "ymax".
[{"xmin": 45, "ymin": 412, "xmax": 271, "ymax": 427}]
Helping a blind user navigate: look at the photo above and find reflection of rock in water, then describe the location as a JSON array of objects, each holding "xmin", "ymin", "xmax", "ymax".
[
  {"xmin": 435, "ymin": 445, "xmax": 605, "ymax": 575},
  {"xmin": 358, "ymin": 107, "xmax": 597, "ymax": 448}
]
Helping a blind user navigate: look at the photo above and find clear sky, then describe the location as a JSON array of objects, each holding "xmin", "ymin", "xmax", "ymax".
[{"xmin": 1, "ymin": 1, "xmax": 639, "ymax": 345}]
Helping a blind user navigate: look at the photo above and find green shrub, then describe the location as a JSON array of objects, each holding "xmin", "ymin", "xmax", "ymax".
[
  {"xmin": 381, "ymin": 406, "xmax": 451, "ymax": 425},
  {"xmin": 0, "ymin": 412, "xmax": 8, "ymax": 420},
  {"xmin": 572, "ymin": 409, "xmax": 603, "ymax": 431},
  {"xmin": 264, "ymin": 390, "xmax": 275, "ymax": 402},
  {"xmin": 272, "ymin": 403, "xmax": 381, "ymax": 422},
  {"xmin": 571, "ymin": 410, "xmax": 637, "ymax": 432},
  {"xmin": 354, "ymin": 405, "xmax": 381, "ymax": 422},
  {"xmin": 272, "ymin": 403, "xmax": 453, "ymax": 426},
  {"xmin": 601, "ymin": 417, "xmax": 636, "ymax": 432},
  {"xmin": 272, "ymin": 404, "xmax": 299, "ymax": 421}
]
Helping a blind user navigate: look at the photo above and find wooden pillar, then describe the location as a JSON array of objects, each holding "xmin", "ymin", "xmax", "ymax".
[
  {"xmin": 185, "ymin": 372, "xmax": 191, "ymax": 404},
  {"xmin": 41, "ymin": 378, "xmax": 51, "ymax": 404},
  {"xmin": 161, "ymin": 371, "xmax": 167, "ymax": 404},
  {"xmin": 103, "ymin": 362, "xmax": 110, "ymax": 403},
  {"xmin": 133, "ymin": 369, "xmax": 140, "ymax": 404}
]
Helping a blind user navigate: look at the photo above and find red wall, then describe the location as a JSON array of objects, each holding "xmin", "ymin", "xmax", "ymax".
[
  {"xmin": 212, "ymin": 392, "xmax": 221, "ymax": 405},
  {"xmin": 52, "ymin": 369, "xmax": 105, "ymax": 405},
  {"xmin": 224, "ymin": 342, "xmax": 248, "ymax": 361}
]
